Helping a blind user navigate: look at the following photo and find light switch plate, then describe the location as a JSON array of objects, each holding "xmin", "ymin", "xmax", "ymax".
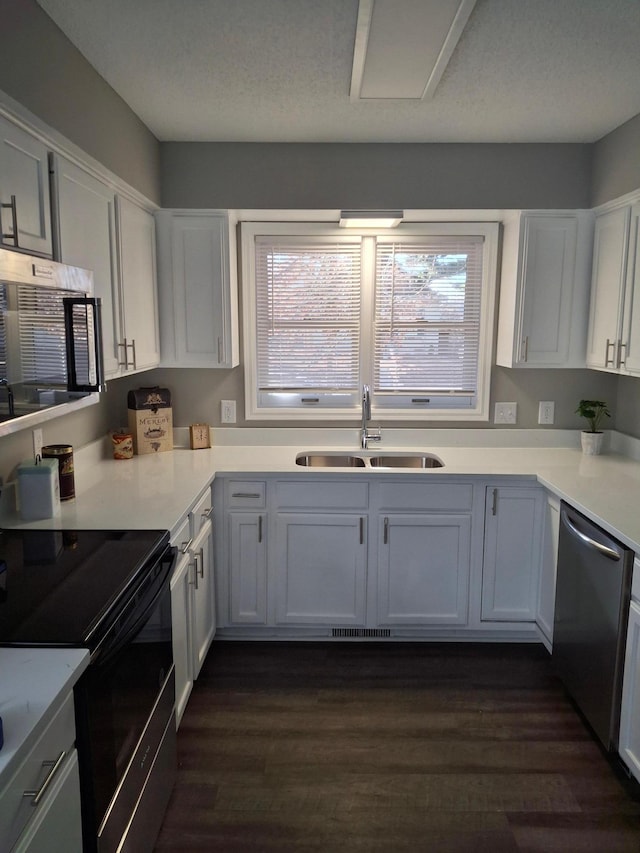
[{"xmin": 494, "ymin": 402, "xmax": 517, "ymax": 424}]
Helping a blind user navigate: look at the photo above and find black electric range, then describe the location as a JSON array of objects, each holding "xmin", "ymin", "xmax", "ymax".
[{"xmin": 0, "ymin": 527, "xmax": 170, "ymax": 649}]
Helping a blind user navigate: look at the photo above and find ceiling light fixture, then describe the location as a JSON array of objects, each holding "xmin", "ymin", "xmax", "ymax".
[{"xmin": 339, "ymin": 209, "xmax": 404, "ymax": 228}]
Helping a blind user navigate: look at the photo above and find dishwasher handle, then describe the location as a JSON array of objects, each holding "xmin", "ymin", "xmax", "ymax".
[{"xmin": 560, "ymin": 508, "xmax": 621, "ymax": 561}]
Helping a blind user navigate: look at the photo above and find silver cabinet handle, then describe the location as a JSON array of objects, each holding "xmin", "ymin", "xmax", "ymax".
[
  {"xmin": 217, "ymin": 337, "xmax": 223, "ymax": 363},
  {"xmin": 492, "ymin": 488, "xmax": 498, "ymax": 516},
  {"xmin": 359, "ymin": 516, "xmax": 364, "ymax": 545},
  {"xmin": 1, "ymin": 194, "xmax": 19, "ymax": 246},
  {"xmin": 618, "ymin": 340, "xmax": 627, "ymax": 368},
  {"xmin": 23, "ymin": 751, "xmax": 66, "ymax": 806},
  {"xmin": 180, "ymin": 537, "xmax": 193, "ymax": 555},
  {"xmin": 258, "ymin": 515, "xmax": 263, "ymax": 543},
  {"xmin": 231, "ymin": 492, "xmax": 261, "ymax": 499},
  {"xmin": 521, "ymin": 335, "xmax": 529, "ymax": 362},
  {"xmin": 201, "ymin": 507, "xmax": 213, "ymax": 520},
  {"xmin": 118, "ymin": 339, "xmax": 136, "ymax": 369},
  {"xmin": 383, "ymin": 516, "xmax": 389, "ymax": 545},
  {"xmin": 605, "ymin": 338, "xmax": 615, "ymax": 366}
]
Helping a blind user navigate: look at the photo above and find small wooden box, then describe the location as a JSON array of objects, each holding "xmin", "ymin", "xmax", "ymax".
[{"xmin": 127, "ymin": 387, "xmax": 173, "ymax": 454}]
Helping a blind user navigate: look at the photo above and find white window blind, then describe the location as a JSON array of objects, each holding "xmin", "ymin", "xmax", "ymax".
[
  {"xmin": 255, "ymin": 236, "xmax": 361, "ymax": 401},
  {"xmin": 373, "ymin": 237, "xmax": 484, "ymax": 407}
]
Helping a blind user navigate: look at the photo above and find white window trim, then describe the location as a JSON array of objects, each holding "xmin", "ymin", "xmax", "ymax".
[{"xmin": 241, "ymin": 218, "xmax": 499, "ymax": 422}]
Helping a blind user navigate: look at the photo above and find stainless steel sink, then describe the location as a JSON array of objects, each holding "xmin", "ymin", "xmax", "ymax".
[
  {"xmin": 295, "ymin": 453, "xmax": 367, "ymax": 468},
  {"xmin": 368, "ymin": 453, "xmax": 444, "ymax": 469}
]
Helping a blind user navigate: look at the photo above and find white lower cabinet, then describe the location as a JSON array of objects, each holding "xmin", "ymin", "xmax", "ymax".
[
  {"xmin": 1, "ymin": 692, "xmax": 81, "ymax": 853},
  {"xmin": 189, "ymin": 518, "xmax": 215, "ymax": 676},
  {"xmin": 228, "ymin": 512, "xmax": 268, "ymax": 624},
  {"xmin": 620, "ymin": 569, "xmax": 640, "ymax": 782},
  {"xmin": 170, "ymin": 485, "xmax": 216, "ymax": 727},
  {"xmin": 536, "ymin": 492, "xmax": 560, "ymax": 645},
  {"xmin": 377, "ymin": 513, "xmax": 471, "ymax": 625},
  {"xmin": 275, "ymin": 513, "xmax": 367, "ymax": 625},
  {"xmin": 13, "ymin": 750, "xmax": 82, "ymax": 853},
  {"xmin": 216, "ymin": 475, "xmax": 546, "ymax": 639},
  {"xmin": 481, "ymin": 485, "xmax": 544, "ymax": 622}
]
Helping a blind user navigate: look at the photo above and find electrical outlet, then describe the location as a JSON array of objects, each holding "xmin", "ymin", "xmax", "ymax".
[
  {"xmin": 32, "ymin": 428, "xmax": 43, "ymax": 457},
  {"xmin": 221, "ymin": 400, "xmax": 236, "ymax": 424},
  {"xmin": 538, "ymin": 401, "xmax": 555, "ymax": 425},
  {"xmin": 494, "ymin": 402, "xmax": 517, "ymax": 424}
]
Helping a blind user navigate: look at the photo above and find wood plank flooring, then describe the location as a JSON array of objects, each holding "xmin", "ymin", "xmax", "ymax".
[{"xmin": 154, "ymin": 642, "xmax": 640, "ymax": 852}]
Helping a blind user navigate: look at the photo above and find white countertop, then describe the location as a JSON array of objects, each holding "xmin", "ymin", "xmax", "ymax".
[
  {"xmin": 2, "ymin": 427, "xmax": 640, "ymax": 552},
  {"xmin": 0, "ymin": 648, "xmax": 89, "ymax": 781}
]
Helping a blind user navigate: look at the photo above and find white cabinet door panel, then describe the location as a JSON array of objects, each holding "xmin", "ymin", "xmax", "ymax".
[
  {"xmin": 190, "ymin": 519, "xmax": 215, "ymax": 677},
  {"xmin": 482, "ymin": 487, "xmax": 543, "ymax": 622},
  {"xmin": 620, "ymin": 599, "xmax": 640, "ymax": 783},
  {"xmin": 275, "ymin": 513, "xmax": 367, "ymax": 625},
  {"xmin": 0, "ymin": 116, "xmax": 52, "ymax": 256},
  {"xmin": 229, "ymin": 512, "xmax": 267, "ymax": 624},
  {"xmin": 377, "ymin": 514, "xmax": 471, "ymax": 625}
]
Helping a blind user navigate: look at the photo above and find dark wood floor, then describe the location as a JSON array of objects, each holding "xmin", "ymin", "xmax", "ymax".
[{"xmin": 154, "ymin": 641, "xmax": 640, "ymax": 852}]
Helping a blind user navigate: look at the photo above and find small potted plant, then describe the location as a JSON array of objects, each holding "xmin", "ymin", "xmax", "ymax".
[{"xmin": 576, "ymin": 399, "xmax": 611, "ymax": 455}]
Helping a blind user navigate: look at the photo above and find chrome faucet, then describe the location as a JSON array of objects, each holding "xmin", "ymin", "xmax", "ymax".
[
  {"xmin": 360, "ymin": 384, "xmax": 381, "ymax": 449},
  {"xmin": 0, "ymin": 379, "xmax": 15, "ymax": 419}
]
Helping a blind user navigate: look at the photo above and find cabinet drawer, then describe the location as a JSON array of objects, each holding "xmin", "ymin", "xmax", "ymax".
[
  {"xmin": 276, "ymin": 480, "xmax": 368, "ymax": 509},
  {"xmin": 226, "ymin": 481, "xmax": 266, "ymax": 508},
  {"xmin": 377, "ymin": 482, "xmax": 473, "ymax": 511},
  {"xmin": 0, "ymin": 691, "xmax": 76, "ymax": 851},
  {"xmin": 190, "ymin": 487, "xmax": 213, "ymax": 536}
]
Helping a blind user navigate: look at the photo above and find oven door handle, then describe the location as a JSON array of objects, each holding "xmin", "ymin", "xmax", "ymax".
[{"xmin": 91, "ymin": 549, "xmax": 175, "ymax": 665}]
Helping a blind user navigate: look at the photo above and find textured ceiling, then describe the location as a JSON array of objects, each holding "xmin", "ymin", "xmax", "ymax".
[{"xmin": 36, "ymin": 0, "xmax": 640, "ymax": 143}]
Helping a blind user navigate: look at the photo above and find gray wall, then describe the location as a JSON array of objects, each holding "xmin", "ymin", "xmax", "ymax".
[
  {"xmin": 592, "ymin": 113, "xmax": 640, "ymax": 208},
  {"xmin": 0, "ymin": 0, "xmax": 161, "ymax": 204},
  {"xmin": 161, "ymin": 142, "xmax": 592, "ymax": 210}
]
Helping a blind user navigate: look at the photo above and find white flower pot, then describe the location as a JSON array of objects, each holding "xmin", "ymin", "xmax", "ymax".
[{"xmin": 581, "ymin": 431, "xmax": 604, "ymax": 455}]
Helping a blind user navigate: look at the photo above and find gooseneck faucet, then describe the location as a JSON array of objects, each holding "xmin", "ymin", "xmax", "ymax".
[
  {"xmin": 0, "ymin": 379, "xmax": 15, "ymax": 419},
  {"xmin": 360, "ymin": 384, "xmax": 382, "ymax": 449}
]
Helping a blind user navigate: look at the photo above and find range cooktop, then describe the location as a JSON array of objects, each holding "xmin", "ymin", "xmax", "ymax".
[{"xmin": 0, "ymin": 528, "xmax": 170, "ymax": 648}]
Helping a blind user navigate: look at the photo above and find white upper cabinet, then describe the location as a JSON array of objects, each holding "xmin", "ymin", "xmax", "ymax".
[
  {"xmin": 116, "ymin": 196, "xmax": 160, "ymax": 373},
  {"xmin": 586, "ymin": 202, "xmax": 640, "ymax": 375},
  {"xmin": 50, "ymin": 154, "xmax": 121, "ymax": 377},
  {"xmin": 155, "ymin": 210, "xmax": 239, "ymax": 368},
  {"xmin": 0, "ymin": 115, "xmax": 53, "ymax": 257},
  {"xmin": 497, "ymin": 211, "xmax": 593, "ymax": 368}
]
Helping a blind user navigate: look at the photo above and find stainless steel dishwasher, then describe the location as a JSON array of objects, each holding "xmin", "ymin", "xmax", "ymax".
[{"xmin": 553, "ymin": 501, "xmax": 633, "ymax": 751}]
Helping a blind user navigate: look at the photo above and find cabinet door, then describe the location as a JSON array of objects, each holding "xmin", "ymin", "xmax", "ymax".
[
  {"xmin": 377, "ymin": 513, "xmax": 471, "ymax": 625},
  {"xmin": 620, "ymin": 598, "xmax": 640, "ymax": 783},
  {"xmin": 13, "ymin": 750, "xmax": 82, "ymax": 853},
  {"xmin": 518, "ymin": 215, "xmax": 580, "ymax": 366},
  {"xmin": 190, "ymin": 519, "xmax": 215, "ymax": 678},
  {"xmin": 621, "ymin": 203, "xmax": 640, "ymax": 375},
  {"xmin": 117, "ymin": 196, "xmax": 160, "ymax": 372},
  {"xmin": 536, "ymin": 493, "xmax": 560, "ymax": 645},
  {"xmin": 228, "ymin": 511, "xmax": 267, "ymax": 624},
  {"xmin": 275, "ymin": 513, "xmax": 367, "ymax": 625},
  {"xmin": 51, "ymin": 155, "xmax": 121, "ymax": 377},
  {"xmin": 482, "ymin": 487, "xmax": 543, "ymax": 622},
  {"xmin": 0, "ymin": 116, "xmax": 52, "ymax": 256},
  {"xmin": 170, "ymin": 548, "xmax": 193, "ymax": 727},
  {"xmin": 157, "ymin": 212, "xmax": 239, "ymax": 368},
  {"xmin": 586, "ymin": 206, "xmax": 629, "ymax": 370}
]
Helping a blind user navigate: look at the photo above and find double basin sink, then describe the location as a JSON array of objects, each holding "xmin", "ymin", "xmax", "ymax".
[{"xmin": 295, "ymin": 451, "xmax": 443, "ymax": 469}]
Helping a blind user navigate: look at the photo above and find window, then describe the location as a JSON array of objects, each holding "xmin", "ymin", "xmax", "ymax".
[{"xmin": 242, "ymin": 221, "xmax": 499, "ymax": 421}]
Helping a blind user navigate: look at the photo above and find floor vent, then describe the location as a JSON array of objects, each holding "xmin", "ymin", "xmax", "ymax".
[{"xmin": 331, "ymin": 628, "xmax": 392, "ymax": 638}]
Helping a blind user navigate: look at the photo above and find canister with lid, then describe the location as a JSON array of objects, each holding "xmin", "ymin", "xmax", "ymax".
[
  {"xmin": 17, "ymin": 456, "xmax": 61, "ymax": 520},
  {"xmin": 42, "ymin": 444, "xmax": 75, "ymax": 501}
]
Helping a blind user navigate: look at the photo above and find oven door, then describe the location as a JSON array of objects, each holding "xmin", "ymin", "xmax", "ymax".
[{"xmin": 74, "ymin": 546, "xmax": 177, "ymax": 853}]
